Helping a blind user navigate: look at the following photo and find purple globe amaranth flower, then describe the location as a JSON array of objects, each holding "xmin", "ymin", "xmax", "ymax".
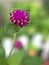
[
  {"xmin": 10, "ymin": 9, "xmax": 30, "ymax": 27},
  {"xmin": 14, "ymin": 40, "xmax": 22, "ymax": 49}
]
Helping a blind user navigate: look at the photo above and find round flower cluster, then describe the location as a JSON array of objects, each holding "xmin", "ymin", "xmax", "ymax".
[
  {"xmin": 10, "ymin": 9, "xmax": 30, "ymax": 27},
  {"xmin": 14, "ymin": 40, "xmax": 22, "ymax": 49}
]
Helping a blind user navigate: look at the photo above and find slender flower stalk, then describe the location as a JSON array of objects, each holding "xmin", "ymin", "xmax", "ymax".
[
  {"xmin": 8, "ymin": 33, "xmax": 17, "ymax": 57},
  {"xmin": 8, "ymin": 9, "xmax": 30, "ymax": 57}
]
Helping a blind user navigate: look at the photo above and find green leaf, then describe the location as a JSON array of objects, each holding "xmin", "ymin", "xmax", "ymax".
[
  {"xmin": 0, "ymin": 45, "xmax": 7, "ymax": 65},
  {"xmin": 0, "ymin": 27, "xmax": 4, "ymax": 40},
  {"xmin": 4, "ymin": 23, "xmax": 21, "ymax": 36},
  {"xmin": 22, "ymin": 55, "xmax": 44, "ymax": 65},
  {"xmin": 43, "ymin": 0, "xmax": 49, "ymax": 14},
  {"xmin": 8, "ymin": 49, "xmax": 25, "ymax": 65},
  {"xmin": 0, "ymin": 45, "xmax": 5, "ymax": 57},
  {"xmin": 0, "ymin": 57, "xmax": 7, "ymax": 65}
]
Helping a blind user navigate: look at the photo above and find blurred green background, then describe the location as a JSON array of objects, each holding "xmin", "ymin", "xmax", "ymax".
[
  {"xmin": 0, "ymin": 0, "xmax": 49, "ymax": 54},
  {"xmin": 0, "ymin": 0, "xmax": 49, "ymax": 61},
  {"xmin": 0, "ymin": 0, "xmax": 49, "ymax": 41}
]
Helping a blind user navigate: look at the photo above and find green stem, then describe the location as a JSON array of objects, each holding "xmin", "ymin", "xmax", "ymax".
[
  {"xmin": 28, "ymin": 36, "xmax": 32, "ymax": 52},
  {"xmin": 8, "ymin": 33, "xmax": 17, "ymax": 57},
  {"xmin": 8, "ymin": 27, "xmax": 23, "ymax": 57}
]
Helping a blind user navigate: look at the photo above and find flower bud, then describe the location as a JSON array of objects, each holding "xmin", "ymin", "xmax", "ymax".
[
  {"xmin": 14, "ymin": 40, "xmax": 22, "ymax": 49},
  {"xmin": 10, "ymin": 9, "xmax": 30, "ymax": 27}
]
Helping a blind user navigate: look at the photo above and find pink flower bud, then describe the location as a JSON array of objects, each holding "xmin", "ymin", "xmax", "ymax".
[
  {"xmin": 10, "ymin": 9, "xmax": 30, "ymax": 27},
  {"xmin": 14, "ymin": 40, "xmax": 22, "ymax": 49}
]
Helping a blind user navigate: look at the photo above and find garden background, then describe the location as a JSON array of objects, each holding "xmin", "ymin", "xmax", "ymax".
[{"xmin": 0, "ymin": 0, "xmax": 49, "ymax": 65}]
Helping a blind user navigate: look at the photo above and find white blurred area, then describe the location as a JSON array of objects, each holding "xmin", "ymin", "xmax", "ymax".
[
  {"xmin": 2, "ymin": 37, "xmax": 12, "ymax": 57},
  {"xmin": 41, "ymin": 36, "xmax": 49, "ymax": 60},
  {"xmin": 2, "ymin": 35, "xmax": 29, "ymax": 57},
  {"xmin": 17, "ymin": 35, "xmax": 29, "ymax": 51},
  {"xmin": 2, "ymin": 33, "xmax": 49, "ymax": 59},
  {"xmin": 32, "ymin": 33, "xmax": 43, "ymax": 49}
]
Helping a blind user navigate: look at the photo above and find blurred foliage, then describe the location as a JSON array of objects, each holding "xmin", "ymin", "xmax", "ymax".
[
  {"xmin": 4, "ymin": 22, "xmax": 21, "ymax": 36},
  {"xmin": 0, "ymin": 4, "xmax": 4, "ymax": 12},
  {"xmin": 21, "ymin": 55, "xmax": 44, "ymax": 65},
  {"xmin": 8, "ymin": 2, "xmax": 49, "ymax": 40},
  {"xmin": 0, "ymin": 1, "xmax": 49, "ymax": 65},
  {"xmin": 5, "ymin": 2, "xmax": 48, "ymax": 31},
  {"xmin": 0, "ymin": 1, "xmax": 49, "ymax": 38},
  {"xmin": 0, "ymin": 4, "xmax": 5, "ymax": 28},
  {"xmin": 0, "ymin": 45, "xmax": 7, "ymax": 65},
  {"xmin": 43, "ymin": 0, "xmax": 49, "ymax": 14},
  {"xmin": 30, "ymin": 3, "xmax": 47, "ymax": 30},
  {"xmin": 28, "ymin": 42, "xmax": 37, "ymax": 51},
  {"xmin": 16, "ymin": 24, "xmax": 37, "ymax": 37},
  {"xmin": 0, "ymin": 4, "xmax": 6, "ymax": 41},
  {"xmin": 0, "ymin": 57, "xmax": 7, "ymax": 65},
  {"xmin": 0, "ymin": 1, "xmax": 49, "ymax": 43},
  {"xmin": 11, "ymin": 1, "xmax": 31, "ymax": 10},
  {"xmin": 2, "ymin": 1, "xmax": 49, "ymax": 52},
  {"xmin": 8, "ymin": 49, "xmax": 25, "ymax": 65},
  {"xmin": 0, "ymin": 45, "xmax": 5, "ymax": 57}
]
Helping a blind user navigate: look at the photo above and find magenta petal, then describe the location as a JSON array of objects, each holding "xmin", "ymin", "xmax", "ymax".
[
  {"xmin": 10, "ymin": 9, "xmax": 30, "ymax": 27},
  {"xmin": 14, "ymin": 40, "xmax": 22, "ymax": 49}
]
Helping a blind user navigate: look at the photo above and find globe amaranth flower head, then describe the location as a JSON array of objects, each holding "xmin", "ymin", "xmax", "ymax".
[
  {"xmin": 14, "ymin": 40, "xmax": 22, "ymax": 49},
  {"xmin": 10, "ymin": 9, "xmax": 30, "ymax": 27}
]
